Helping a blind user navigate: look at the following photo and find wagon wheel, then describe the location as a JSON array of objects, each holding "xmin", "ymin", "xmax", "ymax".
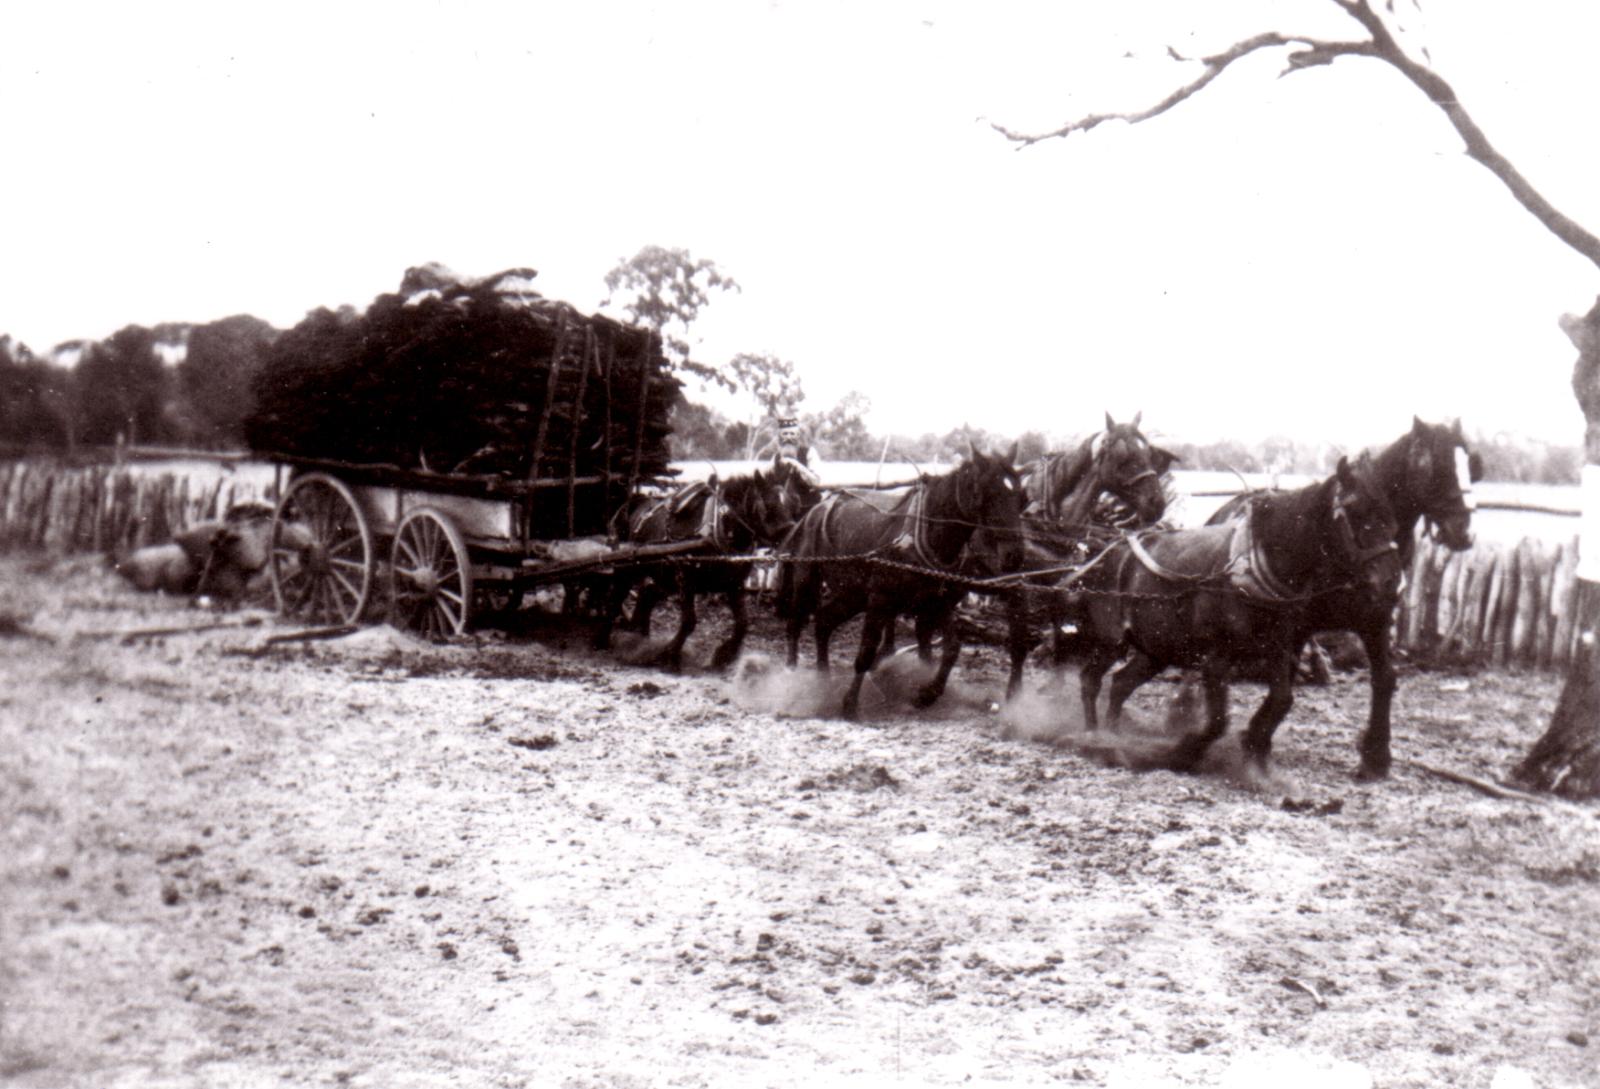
[
  {"xmin": 269, "ymin": 473, "xmax": 374, "ymax": 625},
  {"xmin": 390, "ymin": 507, "xmax": 475, "ymax": 637}
]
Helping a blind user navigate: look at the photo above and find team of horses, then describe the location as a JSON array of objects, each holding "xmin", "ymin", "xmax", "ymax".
[{"xmin": 591, "ymin": 415, "xmax": 1482, "ymax": 783}]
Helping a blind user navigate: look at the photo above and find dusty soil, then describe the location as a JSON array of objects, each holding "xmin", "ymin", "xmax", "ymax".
[{"xmin": 1, "ymin": 553, "xmax": 1596, "ymax": 1089}]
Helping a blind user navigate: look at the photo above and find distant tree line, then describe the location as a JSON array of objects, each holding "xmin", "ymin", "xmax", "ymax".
[
  {"xmin": 0, "ymin": 279, "xmax": 1579, "ymax": 485},
  {"xmin": 0, "ymin": 316, "xmax": 277, "ymax": 453}
]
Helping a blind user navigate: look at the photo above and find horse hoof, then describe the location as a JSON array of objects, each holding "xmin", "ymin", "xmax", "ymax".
[
  {"xmin": 911, "ymin": 686, "xmax": 942, "ymax": 709},
  {"xmin": 1354, "ymin": 762, "xmax": 1391, "ymax": 784}
]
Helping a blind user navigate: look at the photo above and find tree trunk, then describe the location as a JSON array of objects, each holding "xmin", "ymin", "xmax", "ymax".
[{"xmin": 1510, "ymin": 300, "xmax": 1600, "ymax": 798}]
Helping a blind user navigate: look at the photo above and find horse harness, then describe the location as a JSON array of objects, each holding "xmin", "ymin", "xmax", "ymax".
[{"xmin": 1121, "ymin": 487, "xmax": 1397, "ymax": 608}]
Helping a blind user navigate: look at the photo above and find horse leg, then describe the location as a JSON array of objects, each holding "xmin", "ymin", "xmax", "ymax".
[
  {"xmin": 913, "ymin": 607, "xmax": 938, "ymax": 664},
  {"xmin": 912, "ymin": 603, "xmax": 962, "ymax": 709},
  {"xmin": 1240, "ymin": 650, "xmax": 1297, "ymax": 774},
  {"xmin": 1166, "ymin": 667, "xmax": 1230, "ymax": 772},
  {"xmin": 710, "ymin": 584, "xmax": 748, "ymax": 671},
  {"xmin": 631, "ymin": 578, "xmax": 664, "ymax": 636},
  {"xmin": 660, "ymin": 579, "xmax": 696, "ymax": 673},
  {"xmin": 843, "ymin": 605, "xmax": 890, "ymax": 720},
  {"xmin": 591, "ymin": 574, "xmax": 630, "ymax": 650},
  {"xmin": 1105, "ymin": 650, "xmax": 1162, "ymax": 732},
  {"xmin": 1005, "ymin": 588, "xmax": 1030, "ymax": 702},
  {"xmin": 879, "ymin": 617, "xmax": 898, "ymax": 660},
  {"xmin": 1078, "ymin": 640, "xmax": 1121, "ymax": 732},
  {"xmin": 783, "ymin": 566, "xmax": 817, "ymax": 668},
  {"xmin": 1354, "ymin": 621, "xmax": 1396, "ymax": 782},
  {"xmin": 812, "ymin": 589, "xmax": 861, "ymax": 674}
]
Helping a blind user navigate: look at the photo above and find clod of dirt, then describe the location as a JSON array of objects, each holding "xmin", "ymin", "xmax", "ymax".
[
  {"xmin": 754, "ymin": 1013, "xmax": 779, "ymax": 1026},
  {"xmin": 817, "ymin": 764, "xmax": 900, "ymax": 793},
  {"xmin": 438, "ymin": 942, "xmax": 458, "ymax": 960},
  {"xmin": 157, "ymin": 844, "xmax": 204, "ymax": 865},
  {"xmin": 1281, "ymin": 798, "xmax": 1345, "ymax": 817},
  {"xmin": 298, "ymin": 905, "xmax": 316, "ymax": 919},
  {"xmin": 508, "ymin": 735, "xmax": 558, "ymax": 751},
  {"xmin": 1568, "ymin": 1031, "xmax": 1590, "ymax": 1047},
  {"xmin": 160, "ymin": 885, "xmax": 181, "ymax": 906},
  {"xmin": 0, "ymin": 612, "xmax": 37, "ymax": 639},
  {"xmin": 627, "ymin": 681, "xmax": 665, "ymax": 698},
  {"xmin": 414, "ymin": 885, "xmax": 430, "ymax": 897}
]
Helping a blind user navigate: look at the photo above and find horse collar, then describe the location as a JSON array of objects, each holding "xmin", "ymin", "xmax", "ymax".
[
  {"xmin": 894, "ymin": 488, "xmax": 946, "ymax": 570},
  {"xmin": 1226, "ymin": 510, "xmax": 1302, "ymax": 605}
]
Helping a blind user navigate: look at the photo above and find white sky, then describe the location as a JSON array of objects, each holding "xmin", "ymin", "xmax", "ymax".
[{"xmin": 3, "ymin": 0, "xmax": 1598, "ymax": 449}]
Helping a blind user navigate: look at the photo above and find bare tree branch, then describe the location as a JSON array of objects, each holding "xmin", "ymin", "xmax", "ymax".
[
  {"xmin": 991, "ymin": 33, "xmax": 1318, "ymax": 146},
  {"xmin": 995, "ymin": 0, "xmax": 1600, "ymax": 269}
]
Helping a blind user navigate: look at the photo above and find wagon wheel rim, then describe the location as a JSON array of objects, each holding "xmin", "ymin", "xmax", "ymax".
[
  {"xmin": 390, "ymin": 507, "xmax": 474, "ymax": 638},
  {"xmin": 269, "ymin": 473, "xmax": 374, "ymax": 626}
]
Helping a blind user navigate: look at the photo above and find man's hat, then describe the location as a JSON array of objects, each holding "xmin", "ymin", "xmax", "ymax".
[{"xmin": 776, "ymin": 416, "xmax": 799, "ymax": 429}]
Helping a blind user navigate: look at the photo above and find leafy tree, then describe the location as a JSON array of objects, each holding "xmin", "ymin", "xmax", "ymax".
[
  {"xmin": 667, "ymin": 396, "xmax": 744, "ymax": 460},
  {"xmin": 76, "ymin": 325, "xmax": 169, "ymax": 447},
  {"xmin": 807, "ymin": 391, "xmax": 876, "ymax": 461},
  {"xmin": 0, "ymin": 337, "xmax": 74, "ymax": 449},
  {"xmin": 1014, "ymin": 430, "xmax": 1051, "ymax": 467},
  {"xmin": 728, "ymin": 351, "xmax": 804, "ymax": 455},
  {"xmin": 177, "ymin": 314, "xmax": 279, "ymax": 447},
  {"xmin": 601, "ymin": 246, "xmax": 739, "ymax": 390},
  {"xmin": 996, "ymin": 0, "xmax": 1600, "ymax": 796}
]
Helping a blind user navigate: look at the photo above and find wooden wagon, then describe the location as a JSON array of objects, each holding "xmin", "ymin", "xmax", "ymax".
[{"xmin": 247, "ymin": 266, "xmax": 685, "ymax": 636}]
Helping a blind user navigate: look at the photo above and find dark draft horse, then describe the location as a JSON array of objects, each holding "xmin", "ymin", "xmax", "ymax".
[
  {"xmin": 777, "ymin": 444, "xmax": 1025, "ymax": 719},
  {"xmin": 1066, "ymin": 454, "xmax": 1403, "ymax": 776},
  {"xmin": 594, "ymin": 464, "xmax": 801, "ymax": 672},
  {"xmin": 997, "ymin": 413, "xmax": 1178, "ymax": 700},
  {"xmin": 1203, "ymin": 416, "xmax": 1482, "ymax": 779}
]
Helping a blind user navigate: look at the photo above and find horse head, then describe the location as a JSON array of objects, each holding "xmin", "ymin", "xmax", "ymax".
[
  {"xmin": 1038, "ymin": 413, "xmax": 1173, "ymax": 527},
  {"xmin": 1095, "ymin": 411, "xmax": 1174, "ymax": 525},
  {"xmin": 1330, "ymin": 453, "xmax": 1404, "ymax": 599},
  {"xmin": 1403, "ymin": 415, "xmax": 1481, "ymax": 551},
  {"xmin": 720, "ymin": 470, "xmax": 797, "ymax": 549},
  {"xmin": 769, "ymin": 452, "xmax": 821, "ymax": 527},
  {"xmin": 955, "ymin": 441, "xmax": 1025, "ymax": 574}
]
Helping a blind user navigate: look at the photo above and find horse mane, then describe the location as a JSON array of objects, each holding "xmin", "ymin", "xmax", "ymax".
[
  {"xmin": 1245, "ymin": 474, "xmax": 1339, "ymax": 575},
  {"xmin": 1027, "ymin": 439, "xmax": 1095, "ymax": 520}
]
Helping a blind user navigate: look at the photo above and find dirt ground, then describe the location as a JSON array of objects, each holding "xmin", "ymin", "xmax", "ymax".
[{"xmin": 1, "ymin": 553, "xmax": 1597, "ymax": 1089}]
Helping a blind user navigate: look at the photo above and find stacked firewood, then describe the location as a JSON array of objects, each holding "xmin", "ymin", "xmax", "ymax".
[{"xmin": 244, "ymin": 265, "xmax": 679, "ymax": 491}]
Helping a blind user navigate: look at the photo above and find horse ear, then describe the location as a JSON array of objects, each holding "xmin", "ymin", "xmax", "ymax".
[
  {"xmin": 1104, "ymin": 411, "xmax": 1116, "ymax": 431},
  {"xmin": 968, "ymin": 439, "xmax": 981, "ymax": 463},
  {"xmin": 1131, "ymin": 411, "xmax": 1141, "ymax": 429},
  {"xmin": 1413, "ymin": 415, "xmax": 1427, "ymax": 435},
  {"xmin": 1004, "ymin": 441, "xmax": 1019, "ymax": 467},
  {"xmin": 1452, "ymin": 417, "xmax": 1466, "ymax": 439},
  {"xmin": 1335, "ymin": 455, "xmax": 1355, "ymax": 488}
]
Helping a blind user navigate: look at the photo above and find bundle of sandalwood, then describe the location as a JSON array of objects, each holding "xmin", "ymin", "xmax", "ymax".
[{"xmin": 244, "ymin": 264, "xmax": 678, "ymax": 488}]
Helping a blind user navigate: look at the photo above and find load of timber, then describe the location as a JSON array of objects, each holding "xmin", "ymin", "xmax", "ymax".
[{"xmin": 243, "ymin": 263, "xmax": 680, "ymax": 536}]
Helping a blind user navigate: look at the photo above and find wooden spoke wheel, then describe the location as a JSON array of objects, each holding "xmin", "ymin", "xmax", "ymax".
[
  {"xmin": 390, "ymin": 507, "xmax": 474, "ymax": 637},
  {"xmin": 269, "ymin": 473, "xmax": 375, "ymax": 626}
]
